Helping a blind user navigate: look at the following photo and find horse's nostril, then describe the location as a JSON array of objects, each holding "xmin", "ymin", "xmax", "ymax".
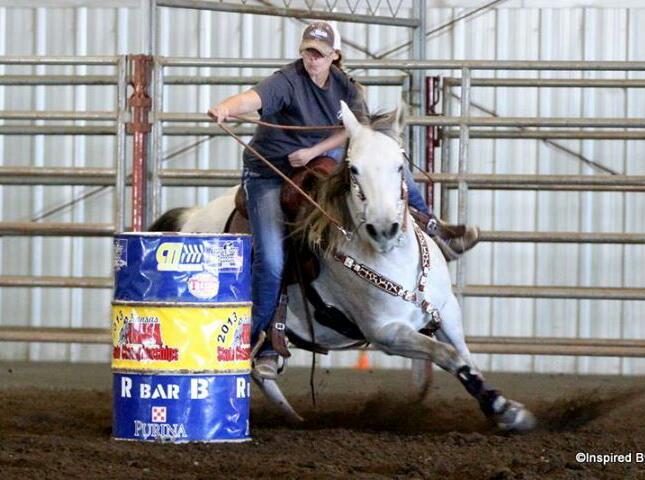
[
  {"xmin": 389, "ymin": 222, "xmax": 400, "ymax": 238},
  {"xmin": 366, "ymin": 223, "xmax": 378, "ymax": 240}
]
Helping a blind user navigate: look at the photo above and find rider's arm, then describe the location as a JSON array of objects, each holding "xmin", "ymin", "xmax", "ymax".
[
  {"xmin": 309, "ymin": 130, "xmax": 348, "ymax": 157},
  {"xmin": 210, "ymin": 70, "xmax": 293, "ymax": 123},
  {"xmin": 287, "ymin": 130, "xmax": 348, "ymax": 167},
  {"xmin": 208, "ymin": 89, "xmax": 262, "ymax": 123}
]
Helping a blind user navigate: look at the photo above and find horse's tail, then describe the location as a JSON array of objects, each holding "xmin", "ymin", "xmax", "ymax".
[{"xmin": 148, "ymin": 207, "xmax": 193, "ymax": 232}]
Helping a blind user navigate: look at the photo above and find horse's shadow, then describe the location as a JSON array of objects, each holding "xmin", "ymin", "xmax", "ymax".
[
  {"xmin": 251, "ymin": 387, "xmax": 645, "ymax": 435},
  {"xmin": 251, "ymin": 393, "xmax": 490, "ymax": 434},
  {"xmin": 536, "ymin": 387, "xmax": 645, "ymax": 432}
]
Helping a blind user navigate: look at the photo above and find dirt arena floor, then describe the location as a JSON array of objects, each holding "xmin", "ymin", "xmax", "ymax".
[{"xmin": 0, "ymin": 361, "xmax": 644, "ymax": 480}]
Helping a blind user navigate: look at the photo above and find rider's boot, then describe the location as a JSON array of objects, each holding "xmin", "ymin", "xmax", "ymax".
[
  {"xmin": 251, "ymin": 331, "xmax": 283, "ymax": 381},
  {"xmin": 251, "ymin": 287, "xmax": 290, "ymax": 381},
  {"xmin": 410, "ymin": 208, "xmax": 480, "ymax": 261}
]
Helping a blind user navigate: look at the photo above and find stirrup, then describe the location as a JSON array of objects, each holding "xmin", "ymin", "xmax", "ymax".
[
  {"xmin": 250, "ymin": 331, "xmax": 267, "ymax": 360},
  {"xmin": 253, "ymin": 354, "xmax": 279, "ymax": 380},
  {"xmin": 252, "ymin": 354, "xmax": 286, "ymax": 381}
]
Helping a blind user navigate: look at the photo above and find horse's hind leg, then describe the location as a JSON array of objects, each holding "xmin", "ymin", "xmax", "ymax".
[{"xmin": 372, "ymin": 322, "xmax": 535, "ymax": 431}]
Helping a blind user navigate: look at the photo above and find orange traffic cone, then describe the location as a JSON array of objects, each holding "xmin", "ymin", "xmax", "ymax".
[{"xmin": 356, "ymin": 350, "xmax": 370, "ymax": 370}]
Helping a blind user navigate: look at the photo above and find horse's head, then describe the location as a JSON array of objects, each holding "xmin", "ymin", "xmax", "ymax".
[{"xmin": 340, "ymin": 101, "xmax": 407, "ymax": 253}]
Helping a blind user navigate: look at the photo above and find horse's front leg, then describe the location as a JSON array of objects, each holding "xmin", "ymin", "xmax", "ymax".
[
  {"xmin": 370, "ymin": 322, "xmax": 536, "ymax": 431},
  {"xmin": 371, "ymin": 322, "xmax": 464, "ymax": 373},
  {"xmin": 433, "ymin": 293, "xmax": 474, "ymax": 366}
]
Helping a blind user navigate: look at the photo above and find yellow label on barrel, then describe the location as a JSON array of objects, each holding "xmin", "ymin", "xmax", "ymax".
[{"xmin": 111, "ymin": 304, "xmax": 251, "ymax": 372}]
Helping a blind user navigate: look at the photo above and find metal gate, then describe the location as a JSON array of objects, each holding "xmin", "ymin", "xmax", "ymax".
[{"xmin": 0, "ymin": 1, "xmax": 644, "ymax": 367}]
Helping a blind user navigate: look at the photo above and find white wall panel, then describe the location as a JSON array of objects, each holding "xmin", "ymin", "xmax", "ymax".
[
  {"xmin": 0, "ymin": 4, "xmax": 126, "ymax": 362},
  {"xmin": 0, "ymin": 2, "xmax": 642, "ymax": 374}
]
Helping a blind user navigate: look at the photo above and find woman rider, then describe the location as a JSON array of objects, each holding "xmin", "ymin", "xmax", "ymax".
[{"xmin": 209, "ymin": 22, "xmax": 478, "ymax": 379}]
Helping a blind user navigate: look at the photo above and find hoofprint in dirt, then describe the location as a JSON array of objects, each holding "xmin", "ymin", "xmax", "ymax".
[{"xmin": 0, "ymin": 363, "xmax": 643, "ymax": 480}]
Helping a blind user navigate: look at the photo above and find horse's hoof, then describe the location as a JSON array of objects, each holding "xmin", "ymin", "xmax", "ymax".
[{"xmin": 494, "ymin": 400, "xmax": 537, "ymax": 432}]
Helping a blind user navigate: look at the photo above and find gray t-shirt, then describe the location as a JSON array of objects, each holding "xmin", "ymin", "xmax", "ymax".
[{"xmin": 243, "ymin": 59, "xmax": 365, "ymax": 177}]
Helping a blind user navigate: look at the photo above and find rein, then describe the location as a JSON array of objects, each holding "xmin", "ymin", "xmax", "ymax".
[
  {"xmin": 211, "ymin": 113, "xmax": 352, "ymax": 240},
  {"xmin": 232, "ymin": 114, "xmax": 344, "ymax": 131}
]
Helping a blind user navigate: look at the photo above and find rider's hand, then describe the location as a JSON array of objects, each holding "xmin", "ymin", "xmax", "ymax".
[
  {"xmin": 288, "ymin": 148, "xmax": 316, "ymax": 167},
  {"xmin": 208, "ymin": 105, "xmax": 229, "ymax": 123}
]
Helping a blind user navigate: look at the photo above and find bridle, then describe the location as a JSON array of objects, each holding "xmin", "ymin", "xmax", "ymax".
[
  {"xmin": 213, "ymin": 115, "xmax": 440, "ymax": 324},
  {"xmin": 336, "ymin": 146, "xmax": 438, "ymax": 326},
  {"xmin": 345, "ymin": 145, "xmax": 410, "ymax": 244}
]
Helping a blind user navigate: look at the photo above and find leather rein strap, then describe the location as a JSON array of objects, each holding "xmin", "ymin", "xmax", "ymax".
[
  {"xmin": 233, "ymin": 114, "xmax": 343, "ymax": 131},
  {"xmin": 211, "ymin": 113, "xmax": 352, "ymax": 239}
]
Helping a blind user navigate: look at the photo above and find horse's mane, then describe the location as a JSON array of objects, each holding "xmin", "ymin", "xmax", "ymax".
[{"xmin": 295, "ymin": 110, "xmax": 401, "ymax": 257}]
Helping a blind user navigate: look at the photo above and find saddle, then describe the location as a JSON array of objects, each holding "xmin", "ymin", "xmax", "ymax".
[
  {"xmin": 226, "ymin": 156, "xmax": 337, "ymax": 286},
  {"xmin": 225, "ymin": 158, "xmax": 342, "ymax": 356}
]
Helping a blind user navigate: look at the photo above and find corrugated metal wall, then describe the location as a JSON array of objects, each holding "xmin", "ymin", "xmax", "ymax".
[{"xmin": 0, "ymin": 2, "xmax": 643, "ymax": 374}]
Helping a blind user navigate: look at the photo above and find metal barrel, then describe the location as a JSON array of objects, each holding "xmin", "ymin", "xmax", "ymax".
[
  {"xmin": 111, "ymin": 233, "xmax": 252, "ymax": 443},
  {"xmin": 113, "ymin": 232, "xmax": 251, "ymax": 303}
]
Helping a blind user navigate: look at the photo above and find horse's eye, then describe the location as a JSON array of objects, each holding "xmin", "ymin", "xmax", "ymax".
[
  {"xmin": 349, "ymin": 165, "xmax": 359, "ymax": 175},
  {"xmin": 398, "ymin": 165, "xmax": 403, "ymax": 173}
]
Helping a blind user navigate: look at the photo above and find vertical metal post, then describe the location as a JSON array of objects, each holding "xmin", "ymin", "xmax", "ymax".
[
  {"xmin": 115, "ymin": 55, "xmax": 127, "ymax": 233},
  {"xmin": 70, "ymin": 7, "xmax": 88, "ymax": 362},
  {"xmin": 127, "ymin": 55, "xmax": 153, "ymax": 231},
  {"xmin": 577, "ymin": 8, "xmax": 591, "ymax": 374},
  {"xmin": 148, "ymin": 0, "xmax": 158, "ymax": 224},
  {"xmin": 410, "ymin": 0, "xmax": 427, "ymax": 179},
  {"xmin": 150, "ymin": 2, "xmax": 166, "ymax": 223},
  {"xmin": 197, "ymin": 9, "xmax": 212, "ymax": 207},
  {"xmin": 29, "ymin": 7, "xmax": 46, "ymax": 361},
  {"xmin": 0, "ymin": 8, "xmax": 5, "ymax": 332},
  {"xmin": 439, "ymin": 78, "xmax": 451, "ymax": 221},
  {"xmin": 425, "ymin": 76, "xmax": 440, "ymax": 212},
  {"xmin": 410, "ymin": 0, "xmax": 433, "ymax": 396},
  {"xmin": 140, "ymin": 0, "xmax": 154, "ymax": 54},
  {"xmin": 456, "ymin": 67, "xmax": 471, "ymax": 298},
  {"xmin": 151, "ymin": 57, "xmax": 163, "ymax": 222},
  {"xmin": 619, "ymin": 10, "xmax": 631, "ymax": 374}
]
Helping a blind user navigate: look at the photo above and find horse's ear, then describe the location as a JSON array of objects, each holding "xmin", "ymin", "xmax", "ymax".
[
  {"xmin": 340, "ymin": 101, "xmax": 361, "ymax": 137},
  {"xmin": 389, "ymin": 102, "xmax": 407, "ymax": 139}
]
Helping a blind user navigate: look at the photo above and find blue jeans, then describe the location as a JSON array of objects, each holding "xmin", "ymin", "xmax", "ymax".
[
  {"xmin": 403, "ymin": 166, "xmax": 430, "ymax": 215},
  {"xmin": 242, "ymin": 169, "xmax": 285, "ymax": 357},
  {"xmin": 325, "ymin": 146, "xmax": 431, "ymax": 215}
]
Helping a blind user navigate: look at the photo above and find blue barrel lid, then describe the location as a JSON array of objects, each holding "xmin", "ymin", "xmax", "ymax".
[{"xmin": 113, "ymin": 233, "xmax": 252, "ymax": 304}]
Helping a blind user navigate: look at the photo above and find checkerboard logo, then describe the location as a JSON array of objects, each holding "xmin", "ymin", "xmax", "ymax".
[{"xmin": 151, "ymin": 406, "xmax": 167, "ymax": 423}]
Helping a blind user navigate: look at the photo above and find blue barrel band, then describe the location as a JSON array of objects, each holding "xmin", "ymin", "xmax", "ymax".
[{"xmin": 113, "ymin": 373, "xmax": 251, "ymax": 443}]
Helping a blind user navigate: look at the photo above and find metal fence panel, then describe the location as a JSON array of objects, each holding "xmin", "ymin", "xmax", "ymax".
[{"xmin": 0, "ymin": 3, "xmax": 643, "ymax": 374}]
